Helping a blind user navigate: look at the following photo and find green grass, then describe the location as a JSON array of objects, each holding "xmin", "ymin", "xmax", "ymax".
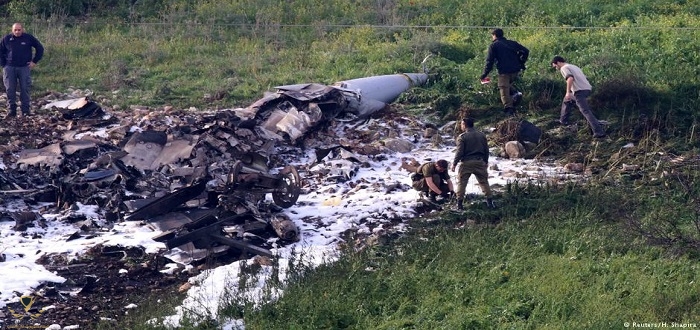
[
  {"xmin": 243, "ymin": 182, "xmax": 700, "ymax": 329},
  {"xmin": 14, "ymin": 1, "xmax": 700, "ymax": 128}
]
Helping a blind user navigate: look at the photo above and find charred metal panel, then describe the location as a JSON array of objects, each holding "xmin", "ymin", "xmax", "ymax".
[
  {"xmin": 62, "ymin": 140, "xmax": 98, "ymax": 156},
  {"xmin": 121, "ymin": 131, "xmax": 168, "ymax": 170},
  {"xmin": 17, "ymin": 144, "xmax": 64, "ymax": 169},
  {"xmin": 125, "ymin": 180, "xmax": 207, "ymax": 221}
]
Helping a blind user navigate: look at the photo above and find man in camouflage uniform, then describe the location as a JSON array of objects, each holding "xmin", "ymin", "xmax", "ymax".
[
  {"xmin": 412, "ymin": 159, "xmax": 454, "ymax": 202},
  {"xmin": 451, "ymin": 117, "xmax": 494, "ymax": 209}
]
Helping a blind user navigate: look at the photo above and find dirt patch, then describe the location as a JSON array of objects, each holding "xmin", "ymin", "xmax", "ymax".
[{"xmin": 2, "ymin": 245, "xmax": 194, "ymax": 327}]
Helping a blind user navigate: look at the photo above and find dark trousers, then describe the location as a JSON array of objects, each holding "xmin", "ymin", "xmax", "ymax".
[
  {"xmin": 560, "ymin": 90, "xmax": 605, "ymax": 136},
  {"xmin": 3, "ymin": 65, "xmax": 32, "ymax": 114}
]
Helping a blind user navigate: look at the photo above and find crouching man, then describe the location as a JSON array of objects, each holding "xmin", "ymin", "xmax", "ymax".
[{"xmin": 412, "ymin": 159, "xmax": 455, "ymax": 202}]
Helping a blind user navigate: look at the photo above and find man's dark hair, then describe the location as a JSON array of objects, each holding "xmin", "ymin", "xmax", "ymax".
[
  {"xmin": 551, "ymin": 55, "xmax": 566, "ymax": 64},
  {"xmin": 491, "ymin": 28, "xmax": 504, "ymax": 38},
  {"xmin": 463, "ymin": 117, "xmax": 475, "ymax": 128},
  {"xmin": 436, "ymin": 159, "xmax": 449, "ymax": 169}
]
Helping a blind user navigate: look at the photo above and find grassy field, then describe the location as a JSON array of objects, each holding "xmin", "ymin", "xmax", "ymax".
[
  {"xmin": 16, "ymin": 1, "xmax": 700, "ymax": 123},
  {"xmin": 242, "ymin": 182, "xmax": 700, "ymax": 329},
  {"xmin": 2, "ymin": 0, "xmax": 699, "ymax": 328}
]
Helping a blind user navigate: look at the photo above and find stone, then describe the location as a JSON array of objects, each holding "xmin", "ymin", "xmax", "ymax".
[
  {"xmin": 504, "ymin": 140, "xmax": 526, "ymax": 159},
  {"xmin": 564, "ymin": 163, "xmax": 585, "ymax": 173}
]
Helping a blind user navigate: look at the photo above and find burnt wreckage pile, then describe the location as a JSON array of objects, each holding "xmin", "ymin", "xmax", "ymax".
[
  {"xmin": 1, "ymin": 97, "xmax": 300, "ymax": 260},
  {"xmin": 0, "ymin": 72, "xmax": 429, "ymax": 261}
]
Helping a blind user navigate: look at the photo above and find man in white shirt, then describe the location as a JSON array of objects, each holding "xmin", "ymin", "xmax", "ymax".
[{"xmin": 551, "ymin": 55, "xmax": 606, "ymax": 139}]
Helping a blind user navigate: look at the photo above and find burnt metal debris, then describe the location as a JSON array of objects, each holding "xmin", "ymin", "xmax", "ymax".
[{"xmin": 0, "ymin": 71, "xmax": 429, "ymax": 262}]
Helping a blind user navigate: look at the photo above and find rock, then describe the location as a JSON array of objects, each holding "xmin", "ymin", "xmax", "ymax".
[
  {"xmin": 504, "ymin": 141, "xmax": 526, "ymax": 159},
  {"xmin": 253, "ymin": 255, "xmax": 273, "ymax": 266},
  {"xmin": 522, "ymin": 141, "xmax": 537, "ymax": 152},
  {"xmin": 431, "ymin": 134, "xmax": 443, "ymax": 147},
  {"xmin": 439, "ymin": 120, "xmax": 457, "ymax": 135},
  {"xmin": 518, "ymin": 119, "xmax": 542, "ymax": 143},
  {"xmin": 382, "ymin": 138, "xmax": 414, "ymax": 153},
  {"xmin": 564, "ymin": 163, "xmax": 585, "ymax": 173},
  {"xmin": 423, "ymin": 127, "xmax": 438, "ymax": 138},
  {"xmin": 179, "ymin": 282, "xmax": 192, "ymax": 293},
  {"xmin": 622, "ymin": 164, "xmax": 640, "ymax": 172}
]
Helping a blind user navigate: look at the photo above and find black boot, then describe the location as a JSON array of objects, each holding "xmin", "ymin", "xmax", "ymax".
[
  {"xmin": 457, "ymin": 199, "xmax": 463, "ymax": 210},
  {"xmin": 5, "ymin": 107, "xmax": 16, "ymax": 119},
  {"xmin": 428, "ymin": 191, "xmax": 437, "ymax": 202},
  {"xmin": 486, "ymin": 198, "xmax": 495, "ymax": 208},
  {"xmin": 511, "ymin": 91, "xmax": 523, "ymax": 106}
]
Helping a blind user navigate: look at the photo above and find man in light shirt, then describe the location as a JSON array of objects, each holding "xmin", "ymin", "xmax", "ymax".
[{"xmin": 551, "ymin": 55, "xmax": 606, "ymax": 139}]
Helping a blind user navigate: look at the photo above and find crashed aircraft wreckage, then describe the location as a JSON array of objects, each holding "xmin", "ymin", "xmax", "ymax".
[{"xmin": 1, "ymin": 70, "xmax": 429, "ymax": 262}]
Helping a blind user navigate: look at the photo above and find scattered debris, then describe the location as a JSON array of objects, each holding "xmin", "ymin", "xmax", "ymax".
[{"xmin": 1, "ymin": 71, "xmax": 429, "ymax": 264}]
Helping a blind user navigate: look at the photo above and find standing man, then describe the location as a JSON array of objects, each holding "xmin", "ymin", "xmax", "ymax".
[
  {"xmin": 0, "ymin": 22, "xmax": 44, "ymax": 118},
  {"xmin": 411, "ymin": 159, "xmax": 455, "ymax": 202},
  {"xmin": 550, "ymin": 56, "xmax": 606, "ymax": 139},
  {"xmin": 451, "ymin": 117, "xmax": 494, "ymax": 209},
  {"xmin": 480, "ymin": 28, "xmax": 528, "ymax": 116}
]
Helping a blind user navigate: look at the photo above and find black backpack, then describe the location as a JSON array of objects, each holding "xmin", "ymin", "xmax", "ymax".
[{"xmin": 505, "ymin": 40, "xmax": 528, "ymax": 70}]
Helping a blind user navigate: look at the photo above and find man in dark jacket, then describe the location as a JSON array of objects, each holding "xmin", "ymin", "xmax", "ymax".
[
  {"xmin": 480, "ymin": 28, "xmax": 528, "ymax": 116},
  {"xmin": 0, "ymin": 22, "xmax": 44, "ymax": 118},
  {"xmin": 451, "ymin": 117, "xmax": 494, "ymax": 209}
]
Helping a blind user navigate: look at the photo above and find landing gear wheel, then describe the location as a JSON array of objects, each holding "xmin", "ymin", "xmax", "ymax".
[{"xmin": 272, "ymin": 165, "xmax": 301, "ymax": 208}]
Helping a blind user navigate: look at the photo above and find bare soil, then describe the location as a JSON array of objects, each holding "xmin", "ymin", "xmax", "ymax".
[{"xmin": 2, "ymin": 244, "xmax": 194, "ymax": 328}]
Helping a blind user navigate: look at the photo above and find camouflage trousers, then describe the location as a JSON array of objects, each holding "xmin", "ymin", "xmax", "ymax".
[{"xmin": 412, "ymin": 174, "xmax": 448, "ymax": 195}]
